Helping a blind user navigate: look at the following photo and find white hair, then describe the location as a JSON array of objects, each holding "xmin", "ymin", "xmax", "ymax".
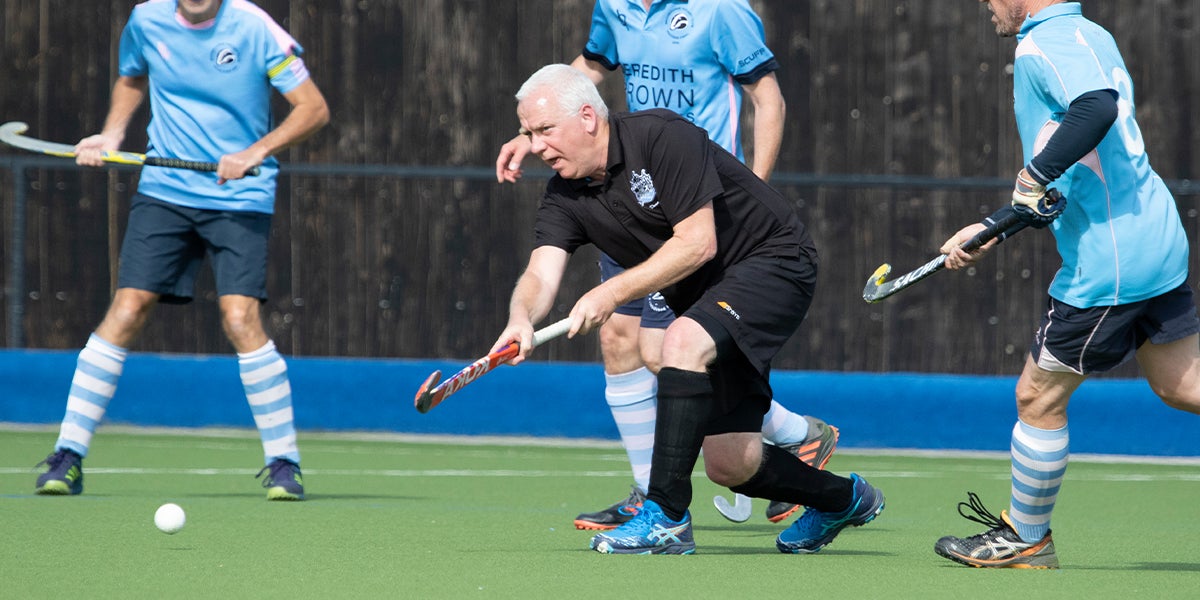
[{"xmin": 515, "ymin": 64, "xmax": 609, "ymax": 120}]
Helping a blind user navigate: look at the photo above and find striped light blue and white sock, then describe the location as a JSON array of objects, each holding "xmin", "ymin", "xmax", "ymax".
[
  {"xmin": 1009, "ymin": 419, "xmax": 1069, "ymax": 542},
  {"xmin": 239, "ymin": 340, "xmax": 300, "ymax": 465},
  {"xmin": 761, "ymin": 401, "xmax": 810, "ymax": 446},
  {"xmin": 55, "ymin": 334, "xmax": 127, "ymax": 457},
  {"xmin": 605, "ymin": 367, "xmax": 657, "ymax": 492}
]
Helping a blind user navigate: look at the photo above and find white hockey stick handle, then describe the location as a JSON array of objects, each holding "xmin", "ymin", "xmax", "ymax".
[{"xmin": 532, "ymin": 318, "xmax": 573, "ymax": 348}]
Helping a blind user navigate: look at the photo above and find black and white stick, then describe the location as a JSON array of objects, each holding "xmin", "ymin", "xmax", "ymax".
[{"xmin": 862, "ymin": 210, "xmax": 1027, "ymax": 303}]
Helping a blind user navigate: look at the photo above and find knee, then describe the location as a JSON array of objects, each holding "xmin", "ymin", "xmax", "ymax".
[
  {"xmin": 600, "ymin": 318, "xmax": 641, "ymax": 370},
  {"xmin": 105, "ymin": 294, "xmax": 153, "ymax": 330},
  {"xmin": 1156, "ymin": 387, "xmax": 1200, "ymax": 415},
  {"xmin": 704, "ymin": 455, "xmax": 753, "ymax": 488},
  {"xmin": 220, "ymin": 303, "xmax": 262, "ymax": 342}
]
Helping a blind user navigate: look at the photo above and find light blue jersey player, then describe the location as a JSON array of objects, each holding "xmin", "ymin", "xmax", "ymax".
[
  {"xmin": 121, "ymin": 0, "xmax": 311, "ymax": 213},
  {"xmin": 1010, "ymin": 2, "xmax": 1188, "ymax": 307},
  {"xmin": 496, "ymin": 1, "xmax": 839, "ymax": 531},
  {"xmin": 935, "ymin": 1, "xmax": 1200, "ymax": 570},
  {"xmin": 35, "ymin": 0, "xmax": 328, "ymax": 502},
  {"xmin": 582, "ymin": 0, "xmax": 777, "ymax": 161}
]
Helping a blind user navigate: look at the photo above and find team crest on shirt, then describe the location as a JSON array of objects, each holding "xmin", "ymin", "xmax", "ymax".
[
  {"xmin": 211, "ymin": 43, "xmax": 239, "ymax": 72},
  {"xmin": 630, "ymin": 169, "xmax": 659, "ymax": 210},
  {"xmin": 666, "ymin": 8, "xmax": 692, "ymax": 39}
]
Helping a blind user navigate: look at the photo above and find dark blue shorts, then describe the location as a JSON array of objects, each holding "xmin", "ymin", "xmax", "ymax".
[
  {"xmin": 1031, "ymin": 282, "xmax": 1200, "ymax": 374},
  {"xmin": 117, "ymin": 193, "xmax": 272, "ymax": 304},
  {"xmin": 598, "ymin": 252, "xmax": 675, "ymax": 329}
]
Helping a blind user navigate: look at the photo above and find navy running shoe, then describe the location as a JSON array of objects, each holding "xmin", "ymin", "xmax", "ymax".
[
  {"xmin": 776, "ymin": 473, "xmax": 884, "ymax": 554},
  {"xmin": 574, "ymin": 485, "xmax": 645, "ymax": 530},
  {"xmin": 256, "ymin": 458, "xmax": 305, "ymax": 501},
  {"xmin": 35, "ymin": 449, "xmax": 84, "ymax": 495},
  {"xmin": 590, "ymin": 499, "xmax": 695, "ymax": 555}
]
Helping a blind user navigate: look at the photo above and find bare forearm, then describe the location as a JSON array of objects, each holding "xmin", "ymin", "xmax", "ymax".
[
  {"xmin": 245, "ymin": 80, "xmax": 329, "ymax": 162},
  {"xmin": 600, "ymin": 212, "xmax": 716, "ymax": 304},
  {"xmin": 744, "ymin": 74, "xmax": 785, "ymax": 181},
  {"xmin": 99, "ymin": 76, "xmax": 148, "ymax": 144}
]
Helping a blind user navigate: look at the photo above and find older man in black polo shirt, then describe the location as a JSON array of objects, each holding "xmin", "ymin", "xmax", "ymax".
[{"xmin": 492, "ymin": 64, "xmax": 885, "ymax": 555}]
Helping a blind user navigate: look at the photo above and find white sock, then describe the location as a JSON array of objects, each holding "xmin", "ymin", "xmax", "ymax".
[
  {"xmin": 55, "ymin": 334, "xmax": 127, "ymax": 457},
  {"xmin": 761, "ymin": 400, "xmax": 810, "ymax": 446},
  {"xmin": 239, "ymin": 340, "xmax": 300, "ymax": 465},
  {"xmin": 605, "ymin": 367, "xmax": 657, "ymax": 491},
  {"xmin": 1009, "ymin": 419, "xmax": 1069, "ymax": 542}
]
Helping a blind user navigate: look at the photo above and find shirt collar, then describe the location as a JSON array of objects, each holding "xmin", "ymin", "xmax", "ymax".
[{"xmin": 1018, "ymin": 2, "xmax": 1081, "ymax": 40}]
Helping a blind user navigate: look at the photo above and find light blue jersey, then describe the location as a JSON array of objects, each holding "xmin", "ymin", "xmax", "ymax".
[
  {"xmin": 1014, "ymin": 3, "xmax": 1187, "ymax": 306},
  {"xmin": 119, "ymin": 0, "xmax": 310, "ymax": 214},
  {"xmin": 583, "ymin": 0, "xmax": 776, "ymax": 159}
]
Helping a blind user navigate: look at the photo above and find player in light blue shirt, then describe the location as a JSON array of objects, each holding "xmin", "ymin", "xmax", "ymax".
[
  {"xmin": 579, "ymin": 0, "xmax": 778, "ymax": 164},
  {"xmin": 496, "ymin": 0, "xmax": 839, "ymax": 532},
  {"xmin": 936, "ymin": 1, "xmax": 1200, "ymax": 569},
  {"xmin": 34, "ymin": 0, "xmax": 329, "ymax": 502}
]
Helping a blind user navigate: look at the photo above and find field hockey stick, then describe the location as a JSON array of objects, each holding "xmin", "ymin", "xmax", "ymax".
[
  {"xmin": 414, "ymin": 317, "xmax": 573, "ymax": 414},
  {"xmin": 713, "ymin": 493, "xmax": 752, "ymax": 522},
  {"xmin": 862, "ymin": 208, "xmax": 1027, "ymax": 303},
  {"xmin": 0, "ymin": 121, "xmax": 260, "ymax": 176}
]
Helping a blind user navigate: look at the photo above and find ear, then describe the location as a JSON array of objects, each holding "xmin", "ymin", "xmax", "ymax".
[{"xmin": 579, "ymin": 104, "xmax": 600, "ymax": 134}]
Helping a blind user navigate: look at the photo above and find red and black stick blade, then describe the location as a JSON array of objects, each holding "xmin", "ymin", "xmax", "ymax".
[{"xmin": 414, "ymin": 370, "xmax": 443, "ymax": 414}]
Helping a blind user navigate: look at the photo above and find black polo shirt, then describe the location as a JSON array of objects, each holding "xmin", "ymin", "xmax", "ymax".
[{"xmin": 533, "ymin": 109, "xmax": 817, "ymax": 315}]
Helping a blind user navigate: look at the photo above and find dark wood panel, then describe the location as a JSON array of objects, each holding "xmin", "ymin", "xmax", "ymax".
[{"xmin": 2, "ymin": 0, "xmax": 1197, "ymax": 378}]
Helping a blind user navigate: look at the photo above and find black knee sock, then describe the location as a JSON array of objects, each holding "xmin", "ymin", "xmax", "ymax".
[
  {"xmin": 729, "ymin": 443, "xmax": 854, "ymax": 513},
  {"xmin": 647, "ymin": 367, "xmax": 712, "ymax": 521}
]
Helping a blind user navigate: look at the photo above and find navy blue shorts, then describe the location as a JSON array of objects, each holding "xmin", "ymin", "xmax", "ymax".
[
  {"xmin": 598, "ymin": 252, "xmax": 675, "ymax": 329},
  {"xmin": 117, "ymin": 193, "xmax": 272, "ymax": 305},
  {"xmin": 1031, "ymin": 282, "xmax": 1200, "ymax": 374}
]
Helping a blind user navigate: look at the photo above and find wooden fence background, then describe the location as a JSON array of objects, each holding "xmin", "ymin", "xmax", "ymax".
[{"xmin": 1, "ymin": 0, "xmax": 1198, "ymax": 376}]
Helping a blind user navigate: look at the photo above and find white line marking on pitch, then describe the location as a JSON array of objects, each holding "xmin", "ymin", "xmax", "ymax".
[{"xmin": 1, "ymin": 467, "xmax": 1198, "ymax": 482}]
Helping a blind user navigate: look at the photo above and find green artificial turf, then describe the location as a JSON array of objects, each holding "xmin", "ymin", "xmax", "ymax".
[{"xmin": 2, "ymin": 427, "xmax": 1197, "ymax": 599}]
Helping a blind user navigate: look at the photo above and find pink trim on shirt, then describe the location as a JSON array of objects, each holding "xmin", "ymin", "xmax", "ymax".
[
  {"xmin": 229, "ymin": 0, "xmax": 298, "ymax": 53},
  {"xmin": 725, "ymin": 75, "xmax": 740, "ymax": 155}
]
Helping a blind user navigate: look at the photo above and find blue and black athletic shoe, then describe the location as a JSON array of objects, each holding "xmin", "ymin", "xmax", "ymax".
[
  {"xmin": 590, "ymin": 499, "xmax": 695, "ymax": 555},
  {"xmin": 574, "ymin": 484, "xmax": 645, "ymax": 530},
  {"xmin": 256, "ymin": 458, "xmax": 305, "ymax": 501},
  {"xmin": 776, "ymin": 473, "xmax": 884, "ymax": 554},
  {"xmin": 35, "ymin": 449, "xmax": 84, "ymax": 495}
]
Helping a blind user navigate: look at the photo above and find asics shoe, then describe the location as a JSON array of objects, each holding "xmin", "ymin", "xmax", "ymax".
[
  {"xmin": 766, "ymin": 417, "xmax": 841, "ymax": 523},
  {"xmin": 574, "ymin": 484, "xmax": 645, "ymax": 530},
  {"xmin": 776, "ymin": 473, "xmax": 884, "ymax": 554},
  {"xmin": 256, "ymin": 458, "xmax": 305, "ymax": 501},
  {"xmin": 590, "ymin": 499, "xmax": 695, "ymax": 555},
  {"xmin": 934, "ymin": 492, "xmax": 1059, "ymax": 569},
  {"xmin": 35, "ymin": 449, "xmax": 84, "ymax": 495}
]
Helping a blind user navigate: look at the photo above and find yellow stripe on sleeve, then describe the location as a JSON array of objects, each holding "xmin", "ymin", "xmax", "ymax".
[{"xmin": 267, "ymin": 54, "xmax": 297, "ymax": 80}]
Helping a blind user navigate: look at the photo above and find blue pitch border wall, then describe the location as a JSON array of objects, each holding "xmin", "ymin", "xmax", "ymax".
[{"xmin": 1, "ymin": 349, "xmax": 1196, "ymax": 456}]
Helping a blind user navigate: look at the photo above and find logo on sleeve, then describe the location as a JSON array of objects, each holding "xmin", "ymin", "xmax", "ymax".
[
  {"xmin": 211, "ymin": 43, "xmax": 239, "ymax": 72},
  {"xmin": 630, "ymin": 169, "xmax": 659, "ymax": 210}
]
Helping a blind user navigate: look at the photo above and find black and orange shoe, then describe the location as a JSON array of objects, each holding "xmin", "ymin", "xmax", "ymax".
[
  {"xmin": 766, "ymin": 417, "xmax": 840, "ymax": 523},
  {"xmin": 573, "ymin": 485, "xmax": 645, "ymax": 530},
  {"xmin": 934, "ymin": 492, "xmax": 1059, "ymax": 569}
]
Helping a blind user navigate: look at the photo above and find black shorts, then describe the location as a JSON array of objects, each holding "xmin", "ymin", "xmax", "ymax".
[
  {"xmin": 117, "ymin": 193, "xmax": 272, "ymax": 304},
  {"xmin": 599, "ymin": 252, "xmax": 675, "ymax": 329},
  {"xmin": 685, "ymin": 254, "xmax": 817, "ymax": 435},
  {"xmin": 1031, "ymin": 282, "xmax": 1200, "ymax": 374}
]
